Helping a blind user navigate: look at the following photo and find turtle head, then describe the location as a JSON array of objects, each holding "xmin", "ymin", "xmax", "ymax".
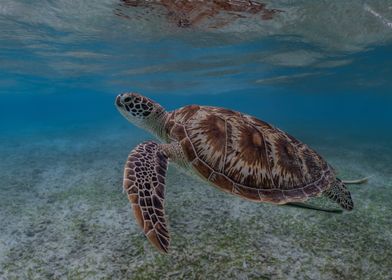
[{"xmin": 115, "ymin": 92, "xmax": 166, "ymax": 128}]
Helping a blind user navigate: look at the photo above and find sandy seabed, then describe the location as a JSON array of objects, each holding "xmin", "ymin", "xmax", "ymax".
[{"xmin": 0, "ymin": 126, "xmax": 391, "ymax": 280}]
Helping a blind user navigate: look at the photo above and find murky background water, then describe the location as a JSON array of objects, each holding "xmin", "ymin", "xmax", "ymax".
[{"xmin": 1, "ymin": 1, "xmax": 392, "ymax": 279}]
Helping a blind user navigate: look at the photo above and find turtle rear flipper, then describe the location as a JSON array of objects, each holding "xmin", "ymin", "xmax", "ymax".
[
  {"xmin": 323, "ymin": 179, "xmax": 354, "ymax": 211},
  {"xmin": 123, "ymin": 141, "xmax": 170, "ymax": 253},
  {"xmin": 342, "ymin": 176, "xmax": 371, "ymax": 184}
]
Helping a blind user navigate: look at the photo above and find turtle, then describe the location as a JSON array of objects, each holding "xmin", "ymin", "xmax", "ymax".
[
  {"xmin": 116, "ymin": 0, "xmax": 281, "ymax": 29},
  {"xmin": 115, "ymin": 92, "xmax": 367, "ymax": 253}
]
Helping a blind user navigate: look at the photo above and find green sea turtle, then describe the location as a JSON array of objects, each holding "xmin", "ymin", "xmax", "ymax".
[{"xmin": 115, "ymin": 92, "xmax": 366, "ymax": 253}]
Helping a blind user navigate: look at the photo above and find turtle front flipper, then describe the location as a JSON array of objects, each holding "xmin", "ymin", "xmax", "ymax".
[{"xmin": 123, "ymin": 141, "xmax": 170, "ymax": 253}]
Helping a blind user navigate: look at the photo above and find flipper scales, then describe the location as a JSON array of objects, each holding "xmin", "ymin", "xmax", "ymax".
[{"xmin": 123, "ymin": 141, "xmax": 170, "ymax": 253}]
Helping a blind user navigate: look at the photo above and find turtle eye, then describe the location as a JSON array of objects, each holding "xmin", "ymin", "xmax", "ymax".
[{"xmin": 124, "ymin": 97, "xmax": 131, "ymax": 103}]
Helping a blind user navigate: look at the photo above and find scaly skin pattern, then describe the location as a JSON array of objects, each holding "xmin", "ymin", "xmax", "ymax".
[
  {"xmin": 164, "ymin": 105, "xmax": 337, "ymax": 204},
  {"xmin": 123, "ymin": 141, "xmax": 170, "ymax": 253}
]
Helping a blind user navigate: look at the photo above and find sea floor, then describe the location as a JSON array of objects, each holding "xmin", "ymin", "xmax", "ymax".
[{"xmin": 0, "ymin": 125, "xmax": 391, "ymax": 280}]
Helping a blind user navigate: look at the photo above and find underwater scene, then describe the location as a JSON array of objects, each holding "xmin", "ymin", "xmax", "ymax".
[{"xmin": 1, "ymin": 0, "xmax": 392, "ymax": 279}]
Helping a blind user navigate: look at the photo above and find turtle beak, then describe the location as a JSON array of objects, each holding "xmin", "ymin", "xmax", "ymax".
[{"xmin": 115, "ymin": 94, "xmax": 123, "ymax": 108}]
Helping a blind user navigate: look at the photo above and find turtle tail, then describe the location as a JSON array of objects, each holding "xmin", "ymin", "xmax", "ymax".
[{"xmin": 323, "ymin": 179, "xmax": 353, "ymax": 211}]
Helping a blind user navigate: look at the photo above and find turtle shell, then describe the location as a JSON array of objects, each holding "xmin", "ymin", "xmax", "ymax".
[{"xmin": 165, "ymin": 105, "xmax": 336, "ymax": 204}]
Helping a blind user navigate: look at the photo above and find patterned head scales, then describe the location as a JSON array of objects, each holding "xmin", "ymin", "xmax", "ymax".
[{"xmin": 116, "ymin": 92, "xmax": 160, "ymax": 125}]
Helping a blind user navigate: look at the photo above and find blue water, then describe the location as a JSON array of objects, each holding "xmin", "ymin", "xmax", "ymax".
[{"xmin": 1, "ymin": 1, "xmax": 392, "ymax": 279}]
